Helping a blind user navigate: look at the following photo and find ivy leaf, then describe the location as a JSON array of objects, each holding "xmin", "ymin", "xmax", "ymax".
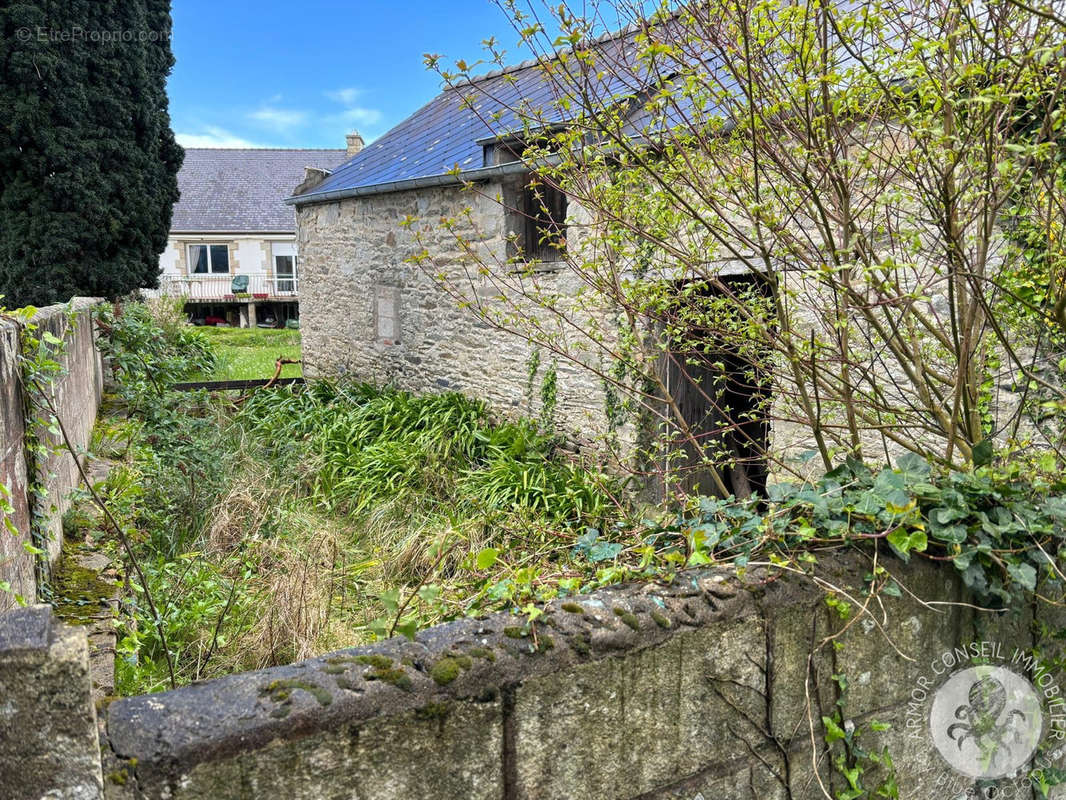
[
  {"xmin": 881, "ymin": 580, "xmax": 902, "ymax": 598},
  {"xmin": 822, "ymin": 715, "xmax": 846, "ymax": 743},
  {"xmin": 886, "ymin": 529, "xmax": 927, "ymax": 562},
  {"xmin": 972, "ymin": 439, "xmax": 993, "ymax": 468},
  {"xmin": 895, "ymin": 452, "xmax": 930, "ymax": 479},
  {"xmin": 1007, "ymin": 561, "xmax": 1037, "ymax": 591},
  {"xmin": 588, "ymin": 541, "xmax": 622, "ymax": 562}
]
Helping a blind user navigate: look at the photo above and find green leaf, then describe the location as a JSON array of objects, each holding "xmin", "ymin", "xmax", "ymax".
[
  {"xmin": 476, "ymin": 547, "xmax": 499, "ymax": 570},
  {"xmin": 394, "ymin": 618, "xmax": 418, "ymax": 641},
  {"xmin": 822, "ymin": 715, "xmax": 846, "ymax": 743},
  {"xmin": 972, "ymin": 439, "xmax": 993, "ymax": 468},
  {"xmin": 895, "ymin": 452, "xmax": 930, "ymax": 479},
  {"xmin": 379, "ymin": 588, "xmax": 400, "ymax": 614},
  {"xmin": 1007, "ymin": 561, "xmax": 1037, "ymax": 591},
  {"xmin": 886, "ymin": 529, "xmax": 927, "ymax": 562},
  {"xmin": 417, "ymin": 584, "xmax": 441, "ymax": 605}
]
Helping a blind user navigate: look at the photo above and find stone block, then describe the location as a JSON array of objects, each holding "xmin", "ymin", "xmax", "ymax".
[
  {"xmin": 164, "ymin": 699, "xmax": 502, "ymax": 800},
  {"xmin": 512, "ymin": 619, "xmax": 769, "ymax": 800},
  {"xmin": 0, "ymin": 606, "xmax": 102, "ymax": 800}
]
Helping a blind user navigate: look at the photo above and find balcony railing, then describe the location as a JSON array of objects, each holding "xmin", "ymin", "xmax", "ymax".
[{"xmin": 154, "ymin": 275, "xmax": 299, "ymax": 300}]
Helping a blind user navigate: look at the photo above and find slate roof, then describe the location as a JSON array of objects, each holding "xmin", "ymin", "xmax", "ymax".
[
  {"xmin": 292, "ymin": 28, "xmax": 657, "ymax": 204},
  {"xmin": 172, "ymin": 148, "xmax": 348, "ymax": 232}
]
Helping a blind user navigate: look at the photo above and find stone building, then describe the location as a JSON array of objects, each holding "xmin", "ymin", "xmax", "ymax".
[
  {"xmin": 288, "ymin": 23, "xmax": 1032, "ymax": 494},
  {"xmin": 288, "ymin": 50, "xmax": 653, "ymax": 467},
  {"xmin": 155, "ymin": 142, "xmax": 355, "ymax": 327}
]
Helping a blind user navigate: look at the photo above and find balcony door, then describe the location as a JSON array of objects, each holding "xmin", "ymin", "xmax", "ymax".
[{"xmin": 272, "ymin": 243, "xmax": 298, "ymax": 295}]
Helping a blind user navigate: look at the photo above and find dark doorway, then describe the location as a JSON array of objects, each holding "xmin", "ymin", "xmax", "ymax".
[{"xmin": 659, "ymin": 275, "xmax": 772, "ymax": 500}]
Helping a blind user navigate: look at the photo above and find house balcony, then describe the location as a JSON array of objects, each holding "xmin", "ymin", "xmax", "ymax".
[{"xmin": 155, "ymin": 274, "xmax": 299, "ymax": 302}]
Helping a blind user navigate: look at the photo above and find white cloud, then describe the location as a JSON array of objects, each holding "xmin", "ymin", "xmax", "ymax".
[
  {"xmin": 337, "ymin": 107, "xmax": 384, "ymax": 126},
  {"xmin": 326, "ymin": 87, "xmax": 363, "ymax": 106},
  {"xmin": 175, "ymin": 127, "xmax": 261, "ymax": 148},
  {"xmin": 323, "ymin": 87, "xmax": 384, "ymax": 138},
  {"xmin": 248, "ymin": 106, "xmax": 310, "ymax": 132}
]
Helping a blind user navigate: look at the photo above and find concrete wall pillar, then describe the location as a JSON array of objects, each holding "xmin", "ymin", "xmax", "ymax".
[{"xmin": 0, "ymin": 605, "xmax": 103, "ymax": 799}]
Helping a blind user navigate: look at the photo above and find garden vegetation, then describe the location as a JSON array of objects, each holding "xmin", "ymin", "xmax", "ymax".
[{"xmin": 63, "ymin": 301, "xmax": 1064, "ymax": 698}]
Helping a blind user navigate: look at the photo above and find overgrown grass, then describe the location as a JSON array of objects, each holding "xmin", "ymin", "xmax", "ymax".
[
  {"xmin": 88, "ymin": 303, "xmax": 624, "ymax": 693},
  {"xmin": 192, "ymin": 327, "xmax": 302, "ymax": 381},
  {"xmin": 85, "ymin": 302, "xmax": 1066, "ymax": 697}
]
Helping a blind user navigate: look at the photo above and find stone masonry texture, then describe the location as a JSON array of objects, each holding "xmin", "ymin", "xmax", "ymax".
[
  {"xmin": 77, "ymin": 553, "xmax": 1065, "ymax": 800},
  {"xmin": 295, "ymin": 184, "xmax": 615, "ymax": 446},
  {"xmin": 0, "ymin": 605, "xmax": 103, "ymax": 800},
  {"xmin": 0, "ymin": 299, "xmax": 103, "ymax": 611}
]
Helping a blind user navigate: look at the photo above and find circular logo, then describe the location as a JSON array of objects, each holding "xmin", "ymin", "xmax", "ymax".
[{"xmin": 930, "ymin": 665, "xmax": 1044, "ymax": 779}]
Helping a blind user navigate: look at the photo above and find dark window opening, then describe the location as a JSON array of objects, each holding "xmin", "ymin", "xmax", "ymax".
[
  {"xmin": 503, "ymin": 172, "xmax": 567, "ymax": 264},
  {"xmin": 659, "ymin": 275, "xmax": 773, "ymax": 500},
  {"xmin": 524, "ymin": 178, "xmax": 567, "ymax": 262},
  {"xmin": 189, "ymin": 244, "xmax": 230, "ymax": 274}
]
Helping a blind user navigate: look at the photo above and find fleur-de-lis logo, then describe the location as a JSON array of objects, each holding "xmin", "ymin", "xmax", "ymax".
[{"xmin": 930, "ymin": 666, "xmax": 1043, "ymax": 779}]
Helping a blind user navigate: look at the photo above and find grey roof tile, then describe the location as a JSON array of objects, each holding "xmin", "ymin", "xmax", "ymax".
[
  {"xmin": 297, "ymin": 30, "xmax": 654, "ymax": 202},
  {"xmin": 172, "ymin": 148, "xmax": 348, "ymax": 233}
]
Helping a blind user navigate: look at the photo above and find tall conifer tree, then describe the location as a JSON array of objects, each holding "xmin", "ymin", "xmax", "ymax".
[{"xmin": 0, "ymin": 1, "xmax": 182, "ymax": 307}]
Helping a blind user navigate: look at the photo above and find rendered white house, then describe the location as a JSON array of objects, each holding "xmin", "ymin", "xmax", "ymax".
[{"xmin": 156, "ymin": 138, "xmax": 357, "ymax": 326}]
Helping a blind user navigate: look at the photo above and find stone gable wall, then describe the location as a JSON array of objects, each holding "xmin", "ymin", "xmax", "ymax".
[{"xmin": 295, "ymin": 184, "xmax": 616, "ymax": 445}]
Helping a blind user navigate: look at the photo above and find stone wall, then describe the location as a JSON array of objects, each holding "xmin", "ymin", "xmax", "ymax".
[
  {"xmin": 295, "ymin": 179, "xmax": 1035, "ymax": 479},
  {"xmin": 0, "ymin": 555, "xmax": 1050, "ymax": 799},
  {"xmin": 0, "ymin": 299, "xmax": 104, "ymax": 611},
  {"xmin": 295, "ymin": 184, "xmax": 615, "ymax": 444},
  {"xmin": 0, "ymin": 605, "xmax": 103, "ymax": 800}
]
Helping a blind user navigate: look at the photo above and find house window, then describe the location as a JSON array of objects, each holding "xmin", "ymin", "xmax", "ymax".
[
  {"xmin": 504, "ymin": 173, "xmax": 567, "ymax": 264},
  {"xmin": 189, "ymin": 244, "xmax": 230, "ymax": 274},
  {"xmin": 274, "ymin": 255, "xmax": 298, "ymax": 294}
]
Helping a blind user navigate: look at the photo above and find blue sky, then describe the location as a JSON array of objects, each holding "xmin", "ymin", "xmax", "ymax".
[{"xmin": 168, "ymin": 0, "xmax": 527, "ymax": 149}]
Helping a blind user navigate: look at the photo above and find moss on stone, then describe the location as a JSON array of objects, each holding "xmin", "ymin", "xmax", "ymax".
[
  {"xmin": 356, "ymin": 654, "xmax": 394, "ymax": 669},
  {"xmin": 503, "ymin": 626, "xmax": 526, "ymax": 639},
  {"xmin": 49, "ymin": 557, "xmax": 113, "ymax": 626},
  {"xmin": 613, "ymin": 607, "xmax": 640, "ymax": 631},
  {"xmin": 335, "ymin": 676, "xmax": 363, "ymax": 692},
  {"xmin": 650, "ymin": 610, "xmax": 672, "ymax": 629},
  {"xmin": 561, "ymin": 602, "xmax": 585, "ymax": 614},
  {"xmin": 365, "ymin": 667, "xmax": 413, "ymax": 691},
  {"xmin": 431, "ymin": 656, "xmax": 468, "ymax": 685},
  {"xmin": 107, "ymin": 769, "xmax": 128, "ymax": 786},
  {"xmin": 415, "ymin": 701, "xmax": 453, "ymax": 721},
  {"xmin": 571, "ymin": 634, "xmax": 591, "ymax": 656},
  {"xmin": 537, "ymin": 634, "xmax": 555, "ymax": 651},
  {"xmin": 325, "ymin": 655, "xmax": 359, "ymax": 666},
  {"xmin": 262, "ymin": 678, "xmax": 332, "ymax": 707},
  {"xmin": 466, "ymin": 646, "xmax": 496, "ymax": 662},
  {"xmin": 62, "ymin": 509, "xmax": 94, "ymax": 541}
]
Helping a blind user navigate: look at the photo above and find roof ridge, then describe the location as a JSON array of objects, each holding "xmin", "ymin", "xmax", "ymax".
[
  {"xmin": 453, "ymin": 16, "xmax": 645, "ymax": 87},
  {"xmin": 182, "ymin": 147, "xmax": 347, "ymax": 152}
]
